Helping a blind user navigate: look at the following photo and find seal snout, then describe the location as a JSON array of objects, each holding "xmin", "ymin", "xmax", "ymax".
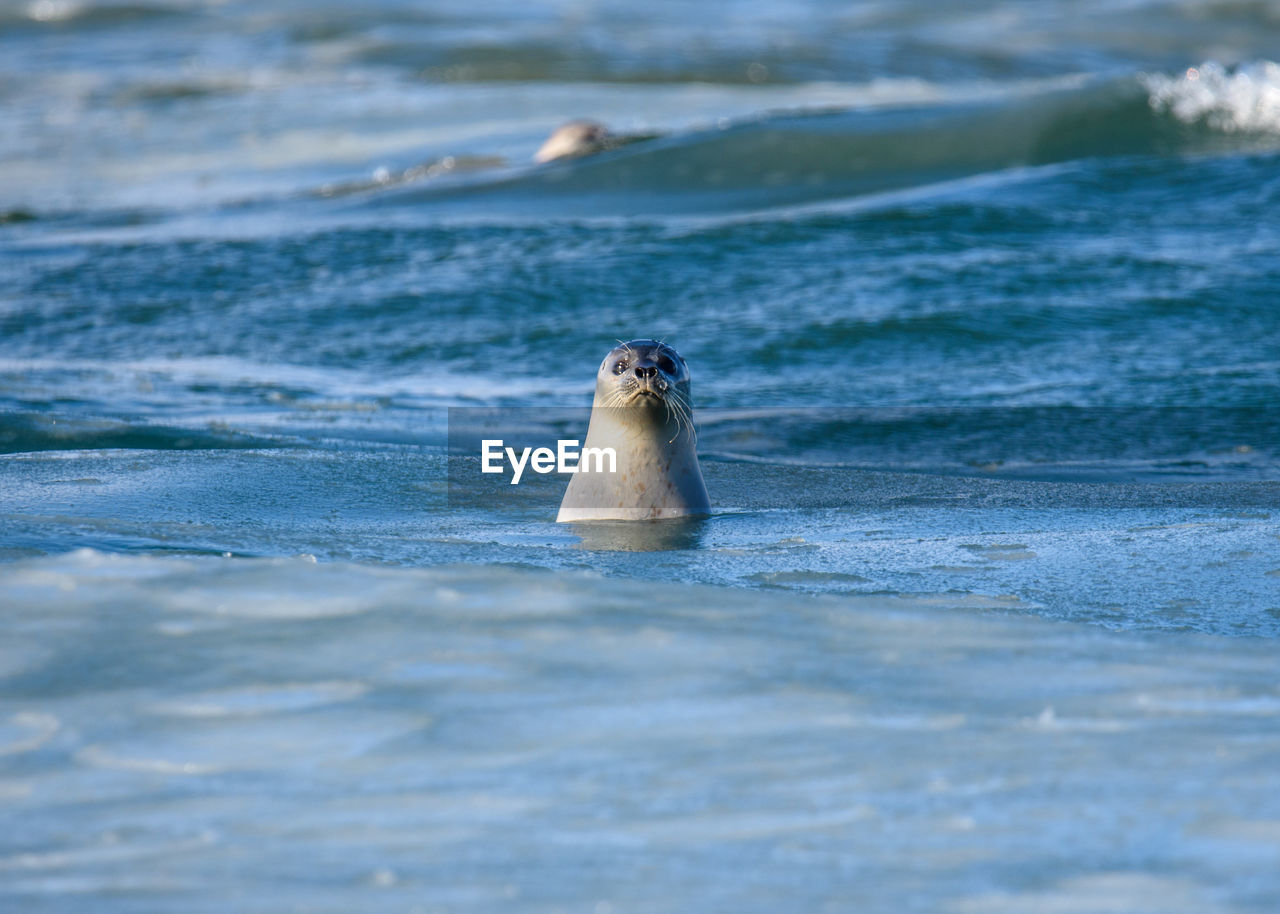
[{"xmin": 630, "ymin": 360, "xmax": 668, "ymax": 399}]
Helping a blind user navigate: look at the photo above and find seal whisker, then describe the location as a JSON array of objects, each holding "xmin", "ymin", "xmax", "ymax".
[
  {"xmin": 672, "ymin": 390, "xmax": 696, "ymax": 446},
  {"xmin": 677, "ymin": 398, "xmax": 695, "ymax": 446},
  {"xmin": 666, "ymin": 401, "xmax": 685, "ymax": 445}
]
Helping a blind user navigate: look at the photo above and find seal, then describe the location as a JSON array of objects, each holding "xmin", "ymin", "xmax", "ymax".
[
  {"xmin": 534, "ymin": 121, "xmax": 612, "ymax": 163},
  {"xmin": 557, "ymin": 340, "xmax": 711, "ymax": 522},
  {"xmin": 533, "ymin": 121, "xmax": 662, "ymax": 164}
]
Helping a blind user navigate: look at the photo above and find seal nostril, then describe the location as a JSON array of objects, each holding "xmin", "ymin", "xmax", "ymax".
[{"xmin": 635, "ymin": 365, "xmax": 657, "ymax": 379}]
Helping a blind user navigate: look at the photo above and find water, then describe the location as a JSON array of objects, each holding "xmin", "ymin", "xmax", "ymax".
[{"xmin": 2, "ymin": 1, "xmax": 1280, "ymax": 911}]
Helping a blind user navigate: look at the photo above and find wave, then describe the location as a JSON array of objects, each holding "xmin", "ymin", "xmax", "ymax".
[
  {"xmin": 695, "ymin": 407, "xmax": 1280, "ymax": 482},
  {"xmin": 0, "ymin": 412, "xmax": 278, "ymax": 455},
  {"xmin": 367, "ymin": 64, "xmax": 1280, "ymax": 218},
  {"xmin": 9, "ymin": 63, "xmax": 1278, "ymax": 229},
  {"xmin": 3, "ymin": 0, "xmax": 183, "ymax": 28}
]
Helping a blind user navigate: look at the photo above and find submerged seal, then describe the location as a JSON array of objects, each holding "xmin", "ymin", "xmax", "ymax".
[
  {"xmin": 557, "ymin": 340, "xmax": 711, "ymax": 522},
  {"xmin": 535, "ymin": 121, "xmax": 612, "ymax": 163},
  {"xmin": 533, "ymin": 121, "xmax": 661, "ymax": 164}
]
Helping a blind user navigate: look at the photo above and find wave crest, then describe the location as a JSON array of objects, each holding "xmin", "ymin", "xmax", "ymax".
[{"xmin": 1143, "ymin": 60, "xmax": 1280, "ymax": 134}]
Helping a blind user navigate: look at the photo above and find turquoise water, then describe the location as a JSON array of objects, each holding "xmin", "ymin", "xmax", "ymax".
[{"xmin": 2, "ymin": 2, "xmax": 1280, "ymax": 911}]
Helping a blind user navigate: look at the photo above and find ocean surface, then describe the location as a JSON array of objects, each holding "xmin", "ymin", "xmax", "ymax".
[{"xmin": 2, "ymin": 1, "xmax": 1280, "ymax": 911}]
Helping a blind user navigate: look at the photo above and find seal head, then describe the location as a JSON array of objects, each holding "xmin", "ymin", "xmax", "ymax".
[
  {"xmin": 534, "ymin": 121, "xmax": 612, "ymax": 163},
  {"xmin": 533, "ymin": 121, "xmax": 662, "ymax": 164},
  {"xmin": 557, "ymin": 340, "xmax": 711, "ymax": 522},
  {"xmin": 597, "ymin": 339, "xmax": 690, "ymax": 408}
]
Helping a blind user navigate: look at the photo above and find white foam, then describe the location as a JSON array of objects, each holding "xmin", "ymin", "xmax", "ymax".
[
  {"xmin": 0, "ymin": 355, "xmax": 544, "ymax": 408},
  {"xmin": 76, "ymin": 710, "xmax": 427, "ymax": 775},
  {"xmin": 25, "ymin": 0, "xmax": 82, "ymax": 23},
  {"xmin": 150, "ymin": 681, "xmax": 369, "ymax": 718},
  {"xmin": 0, "ymin": 713, "xmax": 60, "ymax": 756},
  {"xmin": 957, "ymin": 872, "xmax": 1227, "ymax": 914},
  {"xmin": 1144, "ymin": 61, "xmax": 1280, "ymax": 134}
]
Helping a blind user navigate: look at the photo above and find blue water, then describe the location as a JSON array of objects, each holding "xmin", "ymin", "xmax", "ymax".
[{"xmin": 2, "ymin": 2, "xmax": 1280, "ymax": 911}]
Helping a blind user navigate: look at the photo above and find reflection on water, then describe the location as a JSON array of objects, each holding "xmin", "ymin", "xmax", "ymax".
[{"xmin": 566, "ymin": 516, "xmax": 709, "ymax": 552}]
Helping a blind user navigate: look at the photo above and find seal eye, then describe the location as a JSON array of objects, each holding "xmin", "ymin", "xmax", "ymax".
[
  {"xmin": 657, "ymin": 355, "xmax": 676, "ymax": 375},
  {"xmin": 612, "ymin": 359, "xmax": 628, "ymax": 375}
]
